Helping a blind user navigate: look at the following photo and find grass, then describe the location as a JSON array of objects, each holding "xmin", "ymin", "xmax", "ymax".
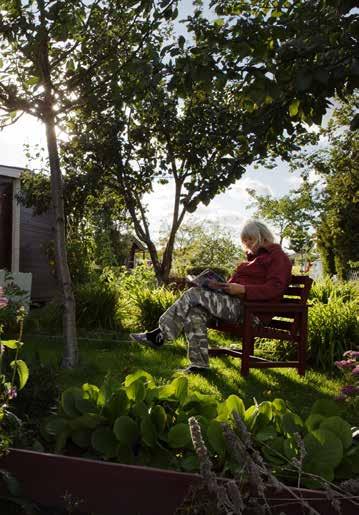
[{"xmin": 22, "ymin": 328, "xmax": 359, "ymax": 427}]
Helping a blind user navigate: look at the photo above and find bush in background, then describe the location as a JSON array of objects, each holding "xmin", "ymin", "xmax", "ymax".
[
  {"xmin": 310, "ymin": 277, "xmax": 359, "ymax": 305},
  {"xmin": 308, "ymin": 299, "xmax": 359, "ymax": 372}
]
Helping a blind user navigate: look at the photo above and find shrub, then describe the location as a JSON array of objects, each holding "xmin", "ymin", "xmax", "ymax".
[
  {"xmin": 115, "ymin": 265, "xmax": 178, "ymax": 330},
  {"xmin": 308, "ymin": 299, "xmax": 359, "ymax": 372},
  {"xmin": 119, "ymin": 286, "xmax": 179, "ymax": 331},
  {"xmin": 75, "ymin": 280, "xmax": 120, "ymax": 330}
]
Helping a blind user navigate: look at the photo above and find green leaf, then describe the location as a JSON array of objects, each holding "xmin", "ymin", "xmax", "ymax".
[
  {"xmin": 10, "ymin": 359, "xmax": 29, "ymax": 389},
  {"xmin": 61, "ymin": 387, "xmax": 83, "ymax": 418},
  {"xmin": 289, "ymin": 99, "xmax": 300, "ymax": 117},
  {"xmin": 225, "ymin": 395, "xmax": 245, "ymax": 419},
  {"xmin": 113, "ymin": 416, "xmax": 139, "ymax": 447},
  {"xmin": 320, "ymin": 417, "xmax": 352, "ymax": 450},
  {"xmin": 168, "ymin": 423, "xmax": 192, "ymax": 449},
  {"xmin": 91, "ymin": 427, "xmax": 118, "ymax": 458},
  {"xmin": 1, "ymin": 340, "xmax": 20, "ymax": 349},
  {"xmin": 178, "ymin": 35, "xmax": 185, "ymax": 49},
  {"xmin": 296, "ymin": 72, "xmax": 312, "ymax": 92},
  {"xmin": 207, "ymin": 420, "xmax": 226, "ymax": 458},
  {"xmin": 171, "ymin": 376, "xmax": 188, "ymax": 404},
  {"xmin": 124, "ymin": 370, "xmax": 155, "ymax": 388},
  {"xmin": 272, "ymin": 399, "xmax": 287, "ymax": 413},
  {"xmin": 305, "ymin": 414, "xmax": 325, "ymax": 431},
  {"xmin": 126, "ymin": 379, "xmax": 146, "ymax": 402},
  {"xmin": 150, "ymin": 405, "xmax": 167, "ymax": 434},
  {"xmin": 303, "ymin": 429, "xmax": 343, "ymax": 471},
  {"xmin": 310, "ymin": 399, "xmax": 340, "ymax": 418},
  {"xmin": 141, "ymin": 414, "xmax": 157, "ymax": 447},
  {"xmin": 72, "ymin": 429, "xmax": 92, "ymax": 448}
]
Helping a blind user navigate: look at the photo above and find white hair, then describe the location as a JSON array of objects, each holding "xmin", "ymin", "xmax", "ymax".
[{"xmin": 240, "ymin": 220, "xmax": 275, "ymax": 246}]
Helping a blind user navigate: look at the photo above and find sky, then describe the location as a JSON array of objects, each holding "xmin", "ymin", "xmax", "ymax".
[{"xmin": 0, "ymin": 0, "xmax": 315, "ymax": 245}]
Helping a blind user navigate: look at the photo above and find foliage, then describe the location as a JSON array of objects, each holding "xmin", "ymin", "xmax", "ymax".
[
  {"xmin": 161, "ymin": 219, "xmax": 243, "ymax": 278},
  {"xmin": 309, "ymin": 277, "xmax": 359, "ymax": 305},
  {"xmin": 308, "ymin": 300, "xmax": 359, "ymax": 373},
  {"xmin": 180, "ymin": 0, "xmax": 358, "ymax": 128},
  {"xmin": 46, "ymin": 371, "xmax": 359, "ymax": 487},
  {"xmin": 74, "ymin": 279, "xmax": 121, "ymax": 331},
  {"xmin": 0, "ymin": 302, "xmax": 30, "ymax": 457},
  {"xmin": 182, "ymin": 414, "xmax": 359, "ymax": 515},
  {"xmin": 247, "ymin": 182, "xmax": 316, "ymax": 247},
  {"xmin": 291, "ymin": 93, "xmax": 359, "ymax": 279},
  {"xmin": 335, "ymin": 350, "xmax": 359, "ymax": 409}
]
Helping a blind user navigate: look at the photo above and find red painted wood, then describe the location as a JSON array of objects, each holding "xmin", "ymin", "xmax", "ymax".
[
  {"xmin": 208, "ymin": 275, "xmax": 313, "ymax": 376},
  {"xmin": 0, "ymin": 449, "xmax": 200, "ymax": 515},
  {"xmin": 0, "ymin": 449, "xmax": 357, "ymax": 515}
]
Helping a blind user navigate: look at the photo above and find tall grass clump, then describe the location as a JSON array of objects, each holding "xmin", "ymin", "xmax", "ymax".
[
  {"xmin": 310, "ymin": 277, "xmax": 359, "ymax": 305},
  {"xmin": 116, "ymin": 265, "xmax": 179, "ymax": 330},
  {"xmin": 74, "ymin": 279, "xmax": 120, "ymax": 330},
  {"xmin": 308, "ymin": 298, "xmax": 359, "ymax": 373}
]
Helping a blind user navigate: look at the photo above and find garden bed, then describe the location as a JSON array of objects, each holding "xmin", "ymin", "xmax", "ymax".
[{"xmin": 1, "ymin": 448, "xmax": 358, "ymax": 515}]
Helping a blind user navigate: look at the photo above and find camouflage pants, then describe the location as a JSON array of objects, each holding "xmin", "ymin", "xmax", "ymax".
[{"xmin": 159, "ymin": 287, "xmax": 243, "ymax": 367}]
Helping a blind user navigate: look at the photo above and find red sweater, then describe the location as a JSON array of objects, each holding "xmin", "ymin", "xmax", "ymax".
[{"xmin": 228, "ymin": 244, "xmax": 292, "ymax": 302}]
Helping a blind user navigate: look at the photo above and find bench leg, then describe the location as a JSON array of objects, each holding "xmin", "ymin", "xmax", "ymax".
[
  {"xmin": 298, "ymin": 312, "xmax": 308, "ymax": 376},
  {"xmin": 241, "ymin": 336, "xmax": 254, "ymax": 377}
]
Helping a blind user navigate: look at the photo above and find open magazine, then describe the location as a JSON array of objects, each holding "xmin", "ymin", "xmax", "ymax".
[{"xmin": 186, "ymin": 268, "xmax": 228, "ymax": 292}]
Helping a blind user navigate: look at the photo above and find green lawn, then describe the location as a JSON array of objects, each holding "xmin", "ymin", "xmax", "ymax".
[{"xmin": 22, "ymin": 329, "xmax": 359, "ymax": 427}]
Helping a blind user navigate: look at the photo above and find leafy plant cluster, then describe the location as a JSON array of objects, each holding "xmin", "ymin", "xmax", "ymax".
[
  {"xmin": 115, "ymin": 265, "xmax": 179, "ymax": 331},
  {"xmin": 0, "ymin": 306, "xmax": 30, "ymax": 456},
  {"xmin": 307, "ymin": 279, "xmax": 359, "ymax": 372},
  {"xmin": 46, "ymin": 371, "xmax": 359, "ymax": 488}
]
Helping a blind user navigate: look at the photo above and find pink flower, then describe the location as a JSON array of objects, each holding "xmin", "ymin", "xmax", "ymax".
[
  {"xmin": 335, "ymin": 359, "xmax": 356, "ymax": 369},
  {"xmin": 352, "ymin": 366, "xmax": 359, "ymax": 376},
  {"xmin": 341, "ymin": 385, "xmax": 359, "ymax": 396},
  {"xmin": 5, "ymin": 386, "xmax": 17, "ymax": 400},
  {"xmin": 343, "ymin": 350, "xmax": 359, "ymax": 358},
  {"xmin": 0, "ymin": 292, "xmax": 8, "ymax": 309}
]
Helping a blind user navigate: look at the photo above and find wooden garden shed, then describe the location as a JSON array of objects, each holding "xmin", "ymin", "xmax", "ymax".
[{"xmin": 0, "ymin": 164, "xmax": 57, "ymax": 302}]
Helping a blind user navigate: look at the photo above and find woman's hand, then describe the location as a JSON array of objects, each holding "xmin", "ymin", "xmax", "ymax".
[{"xmin": 222, "ymin": 283, "xmax": 246, "ymax": 297}]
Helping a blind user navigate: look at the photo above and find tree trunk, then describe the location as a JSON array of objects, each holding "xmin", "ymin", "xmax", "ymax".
[{"xmin": 45, "ymin": 115, "xmax": 79, "ymax": 368}]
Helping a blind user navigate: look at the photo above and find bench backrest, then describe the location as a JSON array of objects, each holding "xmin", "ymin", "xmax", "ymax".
[{"xmin": 282, "ymin": 275, "xmax": 313, "ymax": 305}]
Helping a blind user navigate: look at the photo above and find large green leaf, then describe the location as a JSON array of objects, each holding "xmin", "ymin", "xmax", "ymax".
[
  {"xmin": 1, "ymin": 340, "xmax": 21, "ymax": 350},
  {"xmin": 124, "ymin": 370, "xmax": 155, "ymax": 388},
  {"xmin": 150, "ymin": 405, "xmax": 167, "ymax": 434},
  {"xmin": 310, "ymin": 399, "xmax": 340, "ymax": 418},
  {"xmin": 303, "ymin": 429, "xmax": 343, "ymax": 472},
  {"xmin": 113, "ymin": 415, "xmax": 139, "ymax": 447},
  {"xmin": 224, "ymin": 395, "xmax": 245, "ymax": 420},
  {"xmin": 91, "ymin": 427, "xmax": 118, "ymax": 458},
  {"xmin": 141, "ymin": 414, "xmax": 157, "ymax": 447},
  {"xmin": 168, "ymin": 423, "xmax": 192, "ymax": 449},
  {"xmin": 126, "ymin": 379, "xmax": 146, "ymax": 402},
  {"xmin": 171, "ymin": 376, "xmax": 188, "ymax": 404},
  {"xmin": 305, "ymin": 414, "xmax": 325, "ymax": 431},
  {"xmin": 9, "ymin": 359, "xmax": 29, "ymax": 390},
  {"xmin": 105, "ymin": 390, "xmax": 129, "ymax": 421},
  {"xmin": 61, "ymin": 387, "xmax": 83, "ymax": 418},
  {"xmin": 320, "ymin": 417, "xmax": 352, "ymax": 450}
]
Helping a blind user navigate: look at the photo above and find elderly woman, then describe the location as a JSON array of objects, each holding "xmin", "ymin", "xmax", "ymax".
[{"xmin": 130, "ymin": 220, "xmax": 292, "ymax": 373}]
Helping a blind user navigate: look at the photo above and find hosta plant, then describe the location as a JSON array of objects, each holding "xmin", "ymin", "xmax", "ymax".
[{"xmin": 46, "ymin": 371, "xmax": 359, "ymax": 488}]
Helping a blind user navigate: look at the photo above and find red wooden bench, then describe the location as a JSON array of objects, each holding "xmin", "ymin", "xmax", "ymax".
[{"xmin": 208, "ymin": 275, "xmax": 313, "ymax": 377}]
